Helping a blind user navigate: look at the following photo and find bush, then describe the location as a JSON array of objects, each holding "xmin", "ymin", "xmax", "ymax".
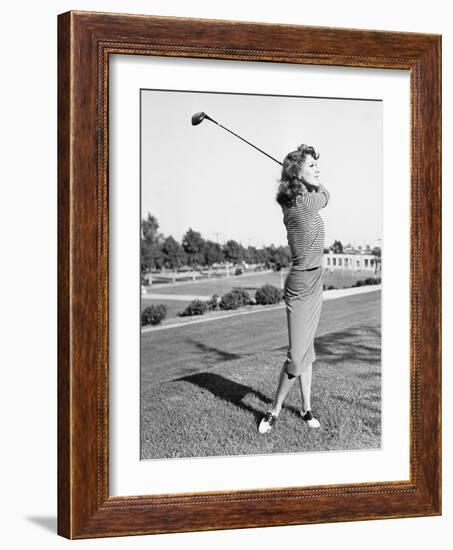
[
  {"xmin": 235, "ymin": 287, "xmax": 253, "ymax": 305},
  {"xmin": 206, "ymin": 294, "xmax": 221, "ymax": 311},
  {"xmin": 255, "ymin": 284, "xmax": 283, "ymax": 305},
  {"xmin": 232, "ymin": 287, "xmax": 253, "ymax": 305},
  {"xmin": 234, "ymin": 266, "xmax": 243, "ymax": 276},
  {"xmin": 178, "ymin": 299, "xmax": 208, "ymax": 317},
  {"xmin": 219, "ymin": 287, "xmax": 252, "ymax": 310},
  {"xmin": 327, "ymin": 285, "xmax": 337, "ymax": 290},
  {"xmin": 353, "ymin": 279, "xmax": 365, "ymax": 287},
  {"xmin": 141, "ymin": 304, "xmax": 167, "ymax": 326}
]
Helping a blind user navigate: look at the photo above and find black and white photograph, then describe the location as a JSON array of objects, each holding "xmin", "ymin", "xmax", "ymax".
[
  {"xmin": 3, "ymin": 0, "xmax": 446, "ymax": 546},
  {"xmin": 140, "ymin": 89, "xmax": 382, "ymax": 460}
]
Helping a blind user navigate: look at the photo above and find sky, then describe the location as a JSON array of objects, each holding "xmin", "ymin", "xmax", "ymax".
[{"xmin": 141, "ymin": 89, "xmax": 382, "ymax": 249}]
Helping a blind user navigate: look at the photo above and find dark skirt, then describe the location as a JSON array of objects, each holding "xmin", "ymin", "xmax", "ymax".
[{"xmin": 283, "ymin": 265, "xmax": 324, "ymax": 376}]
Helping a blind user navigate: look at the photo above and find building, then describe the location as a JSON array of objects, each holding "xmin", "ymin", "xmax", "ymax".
[{"xmin": 323, "ymin": 247, "xmax": 381, "ymax": 273}]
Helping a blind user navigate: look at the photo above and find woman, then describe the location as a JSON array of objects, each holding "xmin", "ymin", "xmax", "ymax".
[{"xmin": 259, "ymin": 144, "xmax": 330, "ymax": 434}]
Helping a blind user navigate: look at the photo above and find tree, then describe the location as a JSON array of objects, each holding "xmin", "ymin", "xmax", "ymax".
[
  {"xmin": 266, "ymin": 245, "xmax": 291, "ymax": 270},
  {"xmin": 372, "ymin": 246, "xmax": 382, "ymax": 257},
  {"xmin": 277, "ymin": 245, "xmax": 291, "ymax": 267},
  {"xmin": 330, "ymin": 240, "xmax": 344, "ymax": 254},
  {"xmin": 204, "ymin": 240, "xmax": 224, "ymax": 265},
  {"xmin": 223, "ymin": 240, "xmax": 243, "ymax": 263},
  {"xmin": 141, "ymin": 213, "xmax": 164, "ymax": 271},
  {"xmin": 255, "ymin": 247, "xmax": 270, "ymax": 265},
  {"xmin": 244, "ymin": 245, "xmax": 257, "ymax": 264},
  {"xmin": 162, "ymin": 235, "xmax": 186, "ymax": 269},
  {"xmin": 182, "ymin": 228, "xmax": 206, "ymax": 267},
  {"xmin": 141, "ymin": 213, "xmax": 160, "ymax": 242}
]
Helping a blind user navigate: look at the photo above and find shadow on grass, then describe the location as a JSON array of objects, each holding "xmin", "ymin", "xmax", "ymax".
[
  {"xmin": 179, "ymin": 325, "xmax": 381, "ymax": 424},
  {"xmin": 187, "ymin": 338, "xmax": 246, "ymax": 362},
  {"xmin": 334, "ymin": 394, "xmax": 380, "ymax": 415},
  {"xmin": 276, "ymin": 325, "xmax": 381, "ymax": 366},
  {"xmin": 314, "ymin": 325, "xmax": 381, "ymax": 365},
  {"xmin": 177, "ymin": 371, "xmax": 301, "ymax": 426}
]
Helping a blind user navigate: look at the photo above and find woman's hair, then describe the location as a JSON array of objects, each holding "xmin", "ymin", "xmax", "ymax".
[{"xmin": 275, "ymin": 144, "xmax": 319, "ymax": 207}]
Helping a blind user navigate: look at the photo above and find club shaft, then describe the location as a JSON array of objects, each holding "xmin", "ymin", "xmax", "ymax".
[{"xmin": 213, "ymin": 121, "xmax": 283, "ymax": 166}]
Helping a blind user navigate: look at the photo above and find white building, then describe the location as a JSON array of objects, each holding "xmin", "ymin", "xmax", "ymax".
[{"xmin": 323, "ymin": 249, "xmax": 381, "ymax": 273}]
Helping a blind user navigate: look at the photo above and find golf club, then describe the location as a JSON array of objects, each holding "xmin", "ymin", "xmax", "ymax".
[{"xmin": 191, "ymin": 111, "xmax": 283, "ymax": 166}]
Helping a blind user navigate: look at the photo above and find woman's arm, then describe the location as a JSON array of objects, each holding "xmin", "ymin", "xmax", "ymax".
[
  {"xmin": 317, "ymin": 183, "xmax": 330, "ymax": 207},
  {"xmin": 296, "ymin": 183, "xmax": 330, "ymax": 212}
]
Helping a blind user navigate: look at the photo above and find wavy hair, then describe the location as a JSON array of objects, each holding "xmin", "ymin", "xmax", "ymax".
[{"xmin": 275, "ymin": 144, "xmax": 320, "ymax": 207}]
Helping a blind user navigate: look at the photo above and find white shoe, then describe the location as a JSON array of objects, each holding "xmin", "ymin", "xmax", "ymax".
[
  {"xmin": 301, "ymin": 410, "xmax": 320, "ymax": 428},
  {"xmin": 259, "ymin": 411, "xmax": 278, "ymax": 434}
]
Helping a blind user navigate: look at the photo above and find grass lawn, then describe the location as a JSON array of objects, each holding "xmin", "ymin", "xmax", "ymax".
[
  {"xmin": 323, "ymin": 269, "xmax": 380, "ymax": 289},
  {"xmin": 140, "ymin": 291, "xmax": 381, "ymax": 458},
  {"xmin": 141, "ymin": 271, "xmax": 284, "ymax": 319},
  {"xmin": 144, "ymin": 271, "xmax": 287, "ymax": 297},
  {"xmin": 141, "ymin": 269, "xmax": 380, "ymax": 319}
]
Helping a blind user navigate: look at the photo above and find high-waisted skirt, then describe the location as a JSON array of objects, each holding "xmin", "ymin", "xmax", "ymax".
[{"xmin": 283, "ymin": 265, "xmax": 324, "ymax": 376}]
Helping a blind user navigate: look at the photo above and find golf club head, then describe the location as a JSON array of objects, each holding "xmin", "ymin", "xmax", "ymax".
[{"xmin": 191, "ymin": 112, "xmax": 208, "ymax": 126}]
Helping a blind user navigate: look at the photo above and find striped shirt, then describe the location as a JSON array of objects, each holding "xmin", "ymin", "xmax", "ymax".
[{"xmin": 282, "ymin": 184, "xmax": 330, "ymax": 269}]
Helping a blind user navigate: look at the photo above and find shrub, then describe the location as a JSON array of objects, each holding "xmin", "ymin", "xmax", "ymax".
[
  {"xmin": 255, "ymin": 284, "xmax": 283, "ymax": 305},
  {"xmin": 232, "ymin": 287, "xmax": 253, "ymax": 305},
  {"xmin": 206, "ymin": 294, "xmax": 221, "ymax": 311},
  {"xmin": 178, "ymin": 299, "xmax": 208, "ymax": 317},
  {"xmin": 141, "ymin": 304, "xmax": 167, "ymax": 326},
  {"xmin": 235, "ymin": 287, "xmax": 253, "ymax": 304},
  {"xmin": 219, "ymin": 287, "xmax": 252, "ymax": 310},
  {"xmin": 234, "ymin": 266, "xmax": 243, "ymax": 276},
  {"xmin": 327, "ymin": 285, "xmax": 337, "ymax": 290},
  {"xmin": 351, "ymin": 276, "xmax": 382, "ymax": 288}
]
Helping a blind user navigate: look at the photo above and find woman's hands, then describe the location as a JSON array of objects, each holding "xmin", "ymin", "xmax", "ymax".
[{"xmin": 303, "ymin": 180, "xmax": 321, "ymax": 192}]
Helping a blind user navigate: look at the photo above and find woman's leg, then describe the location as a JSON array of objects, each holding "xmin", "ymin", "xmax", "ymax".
[
  {"xmin": 298, "ymin": 362, "xmax": 313, "ymax": 412},
  {"xmin": 298, "ymin": 363, "xmax": 321, "ymax": 427},
  {"xmin": 259, "ymin": 363, "xmax": 297, "ymax": 433},
  {"xmin": 270, "ymin": 364, "xmax": 297, "ymax": 416}
]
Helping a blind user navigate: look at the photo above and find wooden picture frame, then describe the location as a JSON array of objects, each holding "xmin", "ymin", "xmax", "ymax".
[{"xmin": 57, "ymin": 10, "xmax": 441, "ymax": 539}]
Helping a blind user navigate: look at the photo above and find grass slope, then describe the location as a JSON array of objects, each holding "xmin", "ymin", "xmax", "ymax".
[
  {"xmin": 141, "ymin": 293, "xmax": 381, "ymax": 459},
  {"xmin": 141, "ymin": 291, "xmax": 380, "ymax": 385}
]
